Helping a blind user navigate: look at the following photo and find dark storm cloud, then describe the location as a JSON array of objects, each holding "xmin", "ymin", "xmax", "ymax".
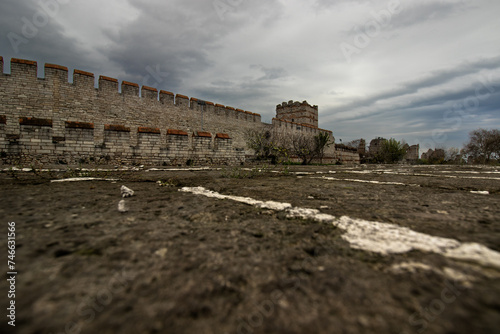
[
  {"xmin": 0, "ymin": 0, "xmax": 93, "ymax": 73},
  {"xmin": 95, "ymin": 0, "xmax": 284, "ymax": 94},
  {"xmin": 0, "ymin": 0, "xmax": 498, "ymax": 149}
]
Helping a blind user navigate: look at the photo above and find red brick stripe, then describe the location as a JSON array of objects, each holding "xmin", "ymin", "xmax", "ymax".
[
  {"xmin": 19, "ymin": 117, "xmax": 52, "ymax": 127},
  {"xmin": 104, "ymin": 124, "xmax": 130, "ymax": 132},
  {"xmin": 196, "ymin": 131, "xmax": 211, "ymax": 138},
  {"xmin": 122, "ymin": 81, "xmax": 139, "ymax": 87},
  {"xmin": 138, "ymin": 127, "xmax": 161, "ymax": 134},
  {"xmin": 99, "ymin": 75, "xmax": 118, "ymax": 83},
  {"xmin": 45, "ymin": 63, "xmax": 68, "ymax": 71},
  {"xmin": 12, "ymin": 58, "xmax": 37, "ymax": 66},
  {"xmin": 74, "ymin": 69, "xmax": 94, "ymax": 77},
  {"xmin": 216, "ymin": 133, "xmax": 230, "ymax": 139},
  {"xmin": 142, "ymin": 86, "xmax": 157, "ymax": 92},
  {"xmin": 65, "ymin": 121, "xmax": 94, "ymax": 129},
  {"xmin": 167, "ymin": 129, "xmax": 188, "ymax": 136}
]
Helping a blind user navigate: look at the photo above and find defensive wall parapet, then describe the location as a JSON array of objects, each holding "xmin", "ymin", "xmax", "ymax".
[
  {"xmin": 276, "ymin": 100, "xmax": 319, "ymax": 128},
  {"xmin": 0, "ymin": 57, "xmax": 261, "ymax": 165},
  {"xmin": 0, "ymin": 57, "xmax": 357, "ymax": 166}
]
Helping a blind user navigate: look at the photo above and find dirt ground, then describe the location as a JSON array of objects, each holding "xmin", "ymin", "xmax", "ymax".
[{"xmin": 1, "ymin": 164, "xmax": 499, "ymax": 334}]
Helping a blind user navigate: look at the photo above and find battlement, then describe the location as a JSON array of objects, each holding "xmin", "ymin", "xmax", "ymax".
[
  {"xmin": 276, "ymin": 100, "xmax": 319, "ymax": 128},
  {"xmin": 0, "ymin": 57, "xmax": 261, "ymax": 121},
  {"xmin": 276, "ymin": 100, "xmax": 318, "ymax": 110},
  {"xmin": 0, "ymin": 57, "xmax": 343, "ymax": 166}
]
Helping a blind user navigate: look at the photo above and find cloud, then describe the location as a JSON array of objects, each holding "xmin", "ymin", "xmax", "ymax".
[
  {"xmin": 0, "ymin": 0, "xmax": 91, "ymax": 69},
  {"xmin": 389, "ymin": 0, "xmax": 470, "ymax": 30},
  {"xmin": 325, "ymin": 56, "xmax": 500, "ymax": 119},
  {"xmin": 250, "ymin": 64, "xmax": 288, "ymax": 81},
  {"xmin": 0, "ymin": 0, "xmax": 498, "ymax": 149}
]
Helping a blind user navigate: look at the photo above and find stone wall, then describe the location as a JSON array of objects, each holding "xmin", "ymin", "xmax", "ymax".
[
  {"xmin": 334, "ymin": 145, "xmax": 361, "ymax": 164},
  {"xmin": 369, "ymin": 137, "xmax": 386, "ymax": 155},
  {"xmin": 403, "ymin": 144, "xmax": 420, "ymax": 163},
  {"xmin": 0, "ymin": 58, "xmax": 257, "ymax": 165},
  {"xmin": 276, "ymin": 100, "xmax": 319, "ymax": 128},
  {"xmin": 0, "ymin": 57, "xmax": 358, "ymax": 166}
]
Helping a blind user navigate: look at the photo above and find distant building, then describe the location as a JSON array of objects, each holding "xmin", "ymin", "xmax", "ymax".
[
  {"xmin": 358, "ymin": 139, "xmax": 366, "ymax": 155},
  {"xmin": 403, "ymin": 144, "xmax": 419, "ymax": 162},
  {"xmin": 369, "ymin": 137, "xmax": 386, "ymax": 155},
  {"xmin": 276, "ymin": 100, "xmax": 318, "ymax": 128},
  {"xmin": 421, "ymin": 148, "xmax": 445, "ymax": 163}
]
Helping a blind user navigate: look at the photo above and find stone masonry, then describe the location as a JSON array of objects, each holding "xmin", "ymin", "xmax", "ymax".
[
  {"xmin": 276, "ymin": 100, "xmax": 319, "ymax": 128},
  {"xmin": 0, "ymin": 57, "xmax": 359, "ymax": 166}
]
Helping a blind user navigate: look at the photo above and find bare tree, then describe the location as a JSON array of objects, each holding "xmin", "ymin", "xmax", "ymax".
[
  {"xmin": 444, "ymin": 147, "xmax": 462, "ymax": 164},
  {"xmin": 345, "ymin": 139, "xmax": 362, "ymax": 150},
  {"xmin": 246, "ymin": 129, "xmax": 332, "ymax": 165},
  {"xmin": 289, "ymin": 132, "xmax": 333, "ymax": 165},
  {"xmin": 245, "ymin": 128, "xmax": 290, "ymax": 164},
  {"xmin": 463, "ymin": 129, "xmax": 500, "ymax": 163},
  {"xmin": 290, "ymin": 133, "xmax": 316, "ymax": 165}
]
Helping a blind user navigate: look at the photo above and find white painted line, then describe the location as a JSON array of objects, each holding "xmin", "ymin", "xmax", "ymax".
[
  {"xmin": 51, "ymin": 178, "xmax": 118, "ymax": 183},
  {"xmin": 470, "ymin": 191, "xmax": 490, "ymax": 195},
  {"xmin": 147, "ymin": 167, "xmax": 216, "ymax": 172},
  {"xmin": 180, "ymin": 187, "xmax": 500, "ymax": 269},
  {"xmin": 380, "ymin": 171, "xmax": 500, "ymax": 180},
  {"xmin": 317, "ymin": 176, "xmax": 419, "ymax": 187},
  {"xmin": 180, "ymin": 186, "xmax": 292, "ymax": 211}
]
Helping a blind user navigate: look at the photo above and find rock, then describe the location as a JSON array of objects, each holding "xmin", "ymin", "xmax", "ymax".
[
  {"xmin": 121, "ymin": 185, "xmax": 135, "ymax": 198},
  {"xmin": 154, "ymin": 248, "xmax": 168, "ymax": 258},
  {"xmin": 118, "ymin": 200, "xmax": 128, "ymax": 213}
]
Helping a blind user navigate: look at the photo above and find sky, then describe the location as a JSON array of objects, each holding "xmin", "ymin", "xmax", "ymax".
[{"xmin": 1, "ymin": 0, "xmax": 499, "ymax": 151}]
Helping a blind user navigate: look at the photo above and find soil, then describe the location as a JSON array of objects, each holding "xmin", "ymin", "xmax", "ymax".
[{"xmin": 0, "ymin": 164, "xmax": 499, "ymax": 334}]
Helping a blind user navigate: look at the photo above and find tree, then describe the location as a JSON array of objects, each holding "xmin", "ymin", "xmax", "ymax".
[
  {"xmin": 246, "ymin": 129, "xmax": 274, "ymax": 160},
  {"xmin": 345, "ymin": 139, "xmax": 362, "ymax": 150},
  {"xmin": 290, "ymin": 133, "xmax": 316, "ymax": 165},
  {"xmin": 246, "ymin": 128, "xmax": 290, "ymax": 164},
  {"xmin": 289, "ymin": 132, "xmax": 333, "ymax": 165},
  {"xmin": 463, "ymin": 128, "xmax": 500, "ymax": 163},
  {"xmin": 377, "ymin": 138, "xmax": 407, "ymax": 164},
  {"xmin": 246, "ymin": 129, "xmax": 332, "ymax": 165},
  {"xmin": 314, "ymin": 132, "xmax": 333, "ymax": 164},
  {"xmin": 444, "ymin": 147, "xmax": 463, "ymax": 164}
]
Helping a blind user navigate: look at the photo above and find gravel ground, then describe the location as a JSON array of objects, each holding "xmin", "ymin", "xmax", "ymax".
[{"xmin": 0, "ymin": 164, "xmax": 499, "ymax": 334}]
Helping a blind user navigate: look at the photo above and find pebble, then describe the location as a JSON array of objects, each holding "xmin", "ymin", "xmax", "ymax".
[
  {"xmin": 118, "ymin": 200, "xmax": 128, "ymax": 213},
  {"xmin": 121, "ymin": 185, "xmax": 135, "ymax": 198}
]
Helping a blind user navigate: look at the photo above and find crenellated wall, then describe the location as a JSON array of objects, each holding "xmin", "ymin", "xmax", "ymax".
[
  {"xmin": 334, "ymin": 145, "xmax": 361, "ymax": 164},
  {"xmin": 0, "ymin": 57, "xmax": 358, "ymax": 166},
  {"xmin": 276, "ymin": 100, "xmax": 319, "ymax": 128},
  {"xmin": 0, "ymin": 57, "xmax": 261, "ymax": 165}
]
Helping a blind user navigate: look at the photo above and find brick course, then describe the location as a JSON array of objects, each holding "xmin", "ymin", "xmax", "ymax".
[{"xmin": 0, "ymin": 57, "xmax": 351, "ymax": 165}]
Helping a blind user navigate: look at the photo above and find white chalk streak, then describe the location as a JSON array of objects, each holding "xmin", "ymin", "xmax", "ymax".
[
  {"xmin": 180, "ymin": 186, "xmax": 292, "ymax": 211},
  {"xmin": 147, "ymin": 167, "xmax": 216, "ymax": 172},
  {"xmin": 180, "ymin": 187, "xmax": 500, "ymax": 269},
  {"xmin": 51, "ymin": 178, "xmax": 118, "ymax": 183},
  {"xmin": 470, "ymin": 191, "xmax": 490, "ymax": 195},
  {"xmin": 318, "ymin": 176, "xmax": 419, "ymax": 187}
]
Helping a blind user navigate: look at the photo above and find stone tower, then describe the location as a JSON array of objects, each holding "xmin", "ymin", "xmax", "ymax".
[{"xmin": 276, "ymin": 100, "xmax": 319, "ymax": 128}]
